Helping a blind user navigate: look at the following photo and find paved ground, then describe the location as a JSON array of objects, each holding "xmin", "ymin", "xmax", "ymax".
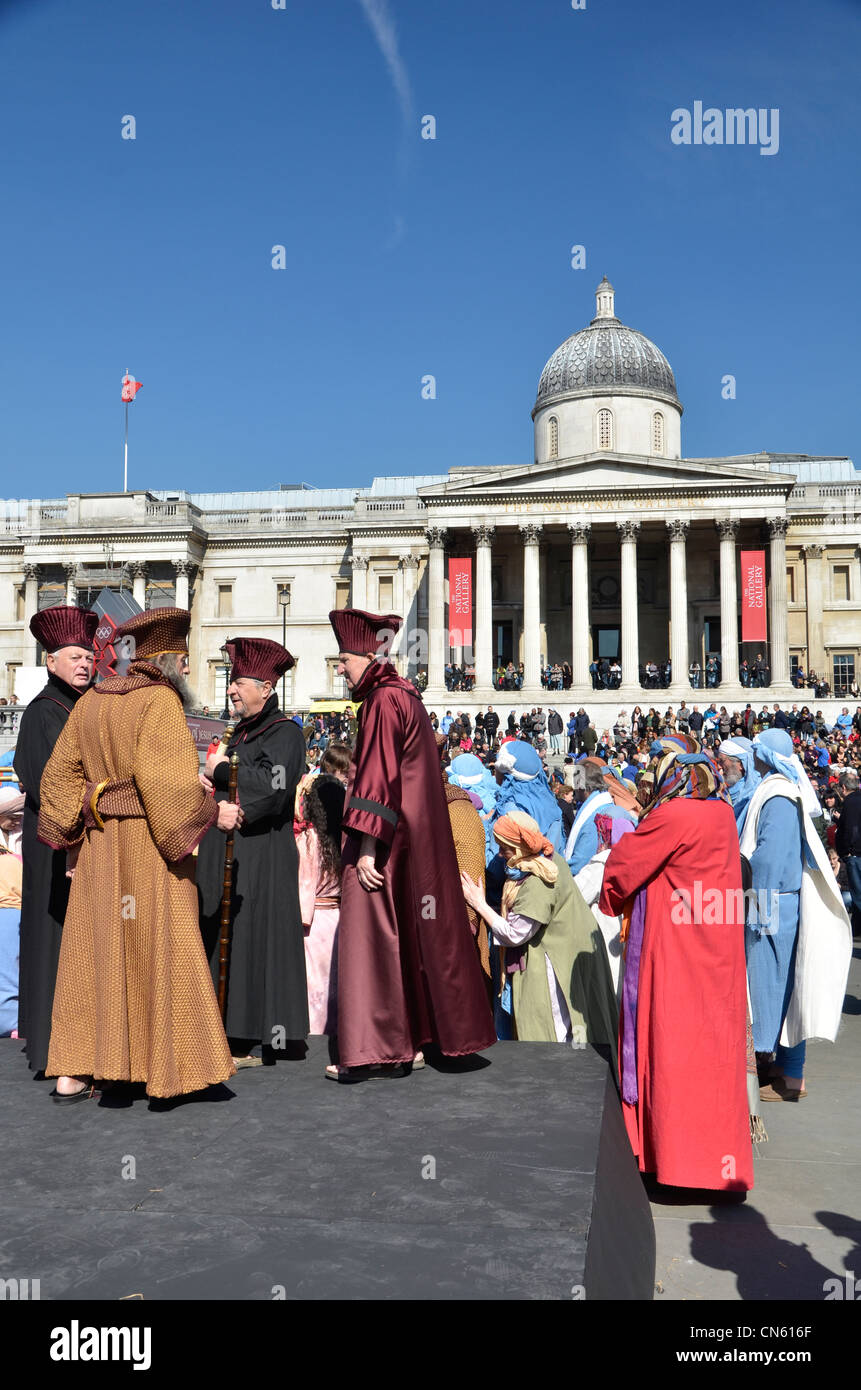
[
  {"xmin": 2, "ymin": 952, "xmax": 856, "ymax": 1302},
  {"xmin": 0, "ymin": 1037, "xmax": 645, "ymax": 1301},
  {"xmin": 650, "ymin": 943, "xmax": 861, "ymax": 1300}
]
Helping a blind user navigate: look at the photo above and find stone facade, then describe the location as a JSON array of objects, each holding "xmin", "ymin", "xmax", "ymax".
[{"xmin": 2, "ymin": 281, "xmax": 859, "ymax": 712}]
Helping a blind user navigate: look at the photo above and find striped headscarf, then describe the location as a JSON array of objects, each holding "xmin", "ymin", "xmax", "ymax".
[
  {"xmin": 493, "ymin": 810, "xmax": 558, "ymax": 916},
  {"xmin": 641, "ymin": 733, "xmax": 729, "ymax": 818}
]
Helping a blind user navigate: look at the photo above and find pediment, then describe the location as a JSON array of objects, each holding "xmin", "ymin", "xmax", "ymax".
[{"xmin": 418, "ymin": 453, "xmax": 796, "ymax": 499}]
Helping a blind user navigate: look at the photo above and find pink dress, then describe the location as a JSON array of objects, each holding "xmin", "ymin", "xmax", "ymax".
[{"xmin": 296, "ymin": 825, "xmax": 340, "ymax": 1036}]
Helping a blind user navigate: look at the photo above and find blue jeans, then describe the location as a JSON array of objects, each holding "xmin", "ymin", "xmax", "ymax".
[{"xmin": 844, "ymin": 856, "xmax": 861, "ymax": 935}]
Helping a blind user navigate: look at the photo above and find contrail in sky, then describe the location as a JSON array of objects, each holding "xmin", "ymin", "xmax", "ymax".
[{"xmin": 357, "ymin": 0, "xmax": 414, "ymax": 128}]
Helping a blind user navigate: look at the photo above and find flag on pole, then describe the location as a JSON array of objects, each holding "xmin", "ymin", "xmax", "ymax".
[{"xmin": 121, "ymin": 374, "xmax": 143, "ymax": 403}]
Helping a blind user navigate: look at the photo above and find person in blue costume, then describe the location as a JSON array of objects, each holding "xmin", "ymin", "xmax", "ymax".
[
  {"xmin": 716, "ymin": 736, "xmax": 761, "ymax": 833},
  {"xmin": 565, "ymin": 760, "xmax": 639, "ymax": 875},
  {"xmin": 493, "ymin": 740, "xmax": 563, "ymax": 852},
  {"xmin": 745, "ymin": 730, "xmax": 807, "ymax": 1100},
  {"xmin": 446, "ymin": 753, "xmax": 498, "ymax": 863}
]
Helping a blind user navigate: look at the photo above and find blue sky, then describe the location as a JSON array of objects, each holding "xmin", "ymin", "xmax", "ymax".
[{"xmin": 1, "ymin": 0, "xmax": 859, "ymax": 497}]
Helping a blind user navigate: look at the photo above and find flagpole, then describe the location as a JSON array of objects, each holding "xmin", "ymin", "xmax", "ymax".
[{"xmin": 123, "ymin": 401, "xmax": 129, "ymax": 493}]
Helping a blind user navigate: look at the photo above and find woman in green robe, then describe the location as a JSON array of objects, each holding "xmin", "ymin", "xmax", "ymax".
[{"xmin": 461, "ymin": 810, "xmax": 617, "ymax": 1063}]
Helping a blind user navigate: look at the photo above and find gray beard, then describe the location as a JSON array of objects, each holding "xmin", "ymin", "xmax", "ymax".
[{"xmin": 167, "ymin": 672, "xmax": 197, "ymax": 711}]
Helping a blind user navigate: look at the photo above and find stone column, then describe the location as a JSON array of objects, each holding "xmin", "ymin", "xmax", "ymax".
[
  {"xmin": 64, "ymin": 562, "xmax": 77, "ymax": 606},
  {"xmin": 519, "ymin": 523, "xmax": 543, "ymax": 689},
  {"xmin": 802, "ymin": 543, "xmax": 825, "ymax": 679},
  {"xmin": 426, "ymin": 528, "xmax": 447, "ymax": 690},
  {"xmin": 173, "ymin": 559, "xmax": 192, "ymax": 610},
  {"xmin": 617, "ymin": 520, "xmax": 640, "ymax": 693},
  {"xmin": 351, "ymin": 553, "xmax": 368, "ymax": 610},
  {"xmin": 472, "ymin": 524, "xmax": 495, "ymax": 691},
  {"xmin": 716, "ymin": 519, "xmax": 739, "ymax": 687},
  {"xmin": 667, "ymin": 520, "xmax": 689, "ymax": 692},
  {"xmin": 397, "ymin": 555, "xmax": 419, "ymax": 675},
  {"xmin": 567, "ymin": 522, "xmax": 591, "ymax": 691},
  {"xmin": 23, "ymin": 564, "xmax": 40, "ymax": 663},
  {"xmin": 767, "ymin": 517, "xmax": 791, "ymax": 689},
  {"xmin": 131, "ymin": 562, "xmax": 148, "ymax": 609}
]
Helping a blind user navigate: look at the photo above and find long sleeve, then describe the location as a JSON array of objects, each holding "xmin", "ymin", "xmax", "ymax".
[
  {"xmin": 134, "ymin": 691, "xmax": 218, "ymax": 862},
  {"xmin": 599, "ymin": 808, "xmax": 677, "ymax": 917},
  {"xmin": 36, "ymin": 707, "xmax": 86, "ymax": 850},
  {"xmin": 212, "ymin": 720, "xmax": 305, "ymax": 824},
  {"xmin": 296, "ymin": 826, "xmax": 320, "ymax": 927},
  {"xmin": 486, "ymin": 909, "xmax": 543, "ymax": 947},
  {"xmin": 342, "ymin": 690, "xmax": 403, "ymax": 848},
  {"xmin": 14, "ymin": 700, "xmax": 70, "ymax": 809}
]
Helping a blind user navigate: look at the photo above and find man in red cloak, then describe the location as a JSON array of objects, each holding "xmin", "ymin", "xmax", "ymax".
[{"xmin": 327, "ymin": 607, "xmax": 496, "ymax": 1079}]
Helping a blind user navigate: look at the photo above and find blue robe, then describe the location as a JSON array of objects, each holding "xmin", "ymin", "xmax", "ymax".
[{"xmin": 746, "ymin": 788, "xmax": 803, "ymax": 1052}]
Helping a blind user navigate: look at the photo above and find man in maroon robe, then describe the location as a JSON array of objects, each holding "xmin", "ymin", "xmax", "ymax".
[{"xmin": 327, "ymin": 607, "xmax": 496, "ymax": 1078}]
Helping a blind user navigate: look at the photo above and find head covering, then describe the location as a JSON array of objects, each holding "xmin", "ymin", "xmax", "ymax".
[
  {"xmin": 328, "ymin": 607, "xmax": 401, "ymax": 657},
  {"xmin": 493, "ymin": 810, "xmax": 558, "ymax": 917},
  {"xmin": 641, "ymin": 733, "xmax": 729, "ymax": 817},
  {"xmin": 752, "ymin": 728, "xmax": 823, "ymax": 817},
  {"xmin": 447, "ymin": 753, "xmax": 497, "ymax": 816},
  {"xmin": 114, "ymin": 607, "xmax": 190, "ymax": 660},
  {"xmin": 752, "ymin": 729, "xmax": 798, "ymax": 781},
  {"xmin": 583, "ymin": 756, "xmax": 642, "ymax": 820},
  {"xmin": 718, "ymin": 736, "xmax": 761, "ymax": 828},
  {"xmin": 30, "ymin": 605, "xmax": 98, "ymax": 653},
  {"xmin": 493, "ymin": 740, "xmax": 563, "ymax": 848},
  {"xmin": 225, "ymin": 637, "xmax": 294, "ymax": 684}
]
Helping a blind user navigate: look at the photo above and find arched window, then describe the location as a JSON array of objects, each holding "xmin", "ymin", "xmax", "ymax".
[
  {"xmin": 652, "ymin": 411, "xmax": 664, "ymax": 454},
  {"xmin": 548, "ymin": 416, "xmax": 559, "ymax": 460},
  {"xmin": 597, "ymin": 408, "xmax": 614, "ymax": 451}
]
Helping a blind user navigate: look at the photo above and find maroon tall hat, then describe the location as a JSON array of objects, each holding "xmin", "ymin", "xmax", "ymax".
[
  {"xmin": 30, "ymin": 605, "xmax": 99, "ymax": 653},
  {"xmin": 328, "ymin": 608, "xmax": 402, "ymax": 657},
  {"xmin": 224, "ymin": 637, "xmax": 294, "ymax": 685}
]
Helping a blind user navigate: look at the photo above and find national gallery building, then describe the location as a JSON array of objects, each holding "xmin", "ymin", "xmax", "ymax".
[{"xmin": 2, "ymin": 279, "xmax": 859, "ymax": 711}]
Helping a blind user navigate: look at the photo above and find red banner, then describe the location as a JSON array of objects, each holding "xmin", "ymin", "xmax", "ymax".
[
  {"xmin": 740, "ymin": 549, "xmax": 767, "ymax": 643},
  {"xmin": 448, "ymin": 557, "xmax": 472, "ymax": 649}
]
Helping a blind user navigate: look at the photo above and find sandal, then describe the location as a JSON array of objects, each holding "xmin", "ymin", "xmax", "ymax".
[
  {"xmin": 50, "ymin": 1083, "xmax": 98, "ymax": 1105},
  {"xmin": 232, "ymin": 1056, "xmax": 263, "ymax": 1069},
  {"xmin": 325, "ymin": 1062, "xmax": 409, "ymax": 1082},
  {"xmin": 759, "ymin": 1078, "xmax": 807, "ymax": 1101}
]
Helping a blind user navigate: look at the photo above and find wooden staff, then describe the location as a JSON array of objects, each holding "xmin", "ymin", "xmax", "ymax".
[{"xmin": 217, "ymin": 750, "xmax": 241, "ymax": 1021}]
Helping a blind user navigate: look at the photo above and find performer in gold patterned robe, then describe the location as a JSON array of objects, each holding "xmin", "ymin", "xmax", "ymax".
[{"xmin": 37, "ymin": 608, "xmax": 241, "ymax": 1100}]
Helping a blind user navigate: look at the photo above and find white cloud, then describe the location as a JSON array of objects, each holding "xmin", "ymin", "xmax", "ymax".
[{"xmin": 357, "ymin": 0, "xmax": 414, "ymax": 127}]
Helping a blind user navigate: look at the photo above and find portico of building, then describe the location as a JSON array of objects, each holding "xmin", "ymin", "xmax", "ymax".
[{"xmin": 416, "ymin": 453, "xmax": 800, "ymax": 705}]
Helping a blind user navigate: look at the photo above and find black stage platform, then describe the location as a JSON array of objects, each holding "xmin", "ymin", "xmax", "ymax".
[{"xmin": 0, "ymin": 1036, "xmax": 654, "ymax": 1301}]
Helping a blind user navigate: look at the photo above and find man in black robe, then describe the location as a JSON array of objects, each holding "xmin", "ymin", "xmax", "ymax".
[
  {"xmin": 13, "ymin": 605, "xmax": 97, "ymax": 1084},
  {"xmin": 197, "ymin": 637, "xmax": 308, "ymax": 1065}
]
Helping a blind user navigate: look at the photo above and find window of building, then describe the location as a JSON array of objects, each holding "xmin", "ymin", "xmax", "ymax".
[
  {"xmin": 327, "ymin": 657, "xmax": 348, "ymax": 700},
  {"xmin": 790, "ymin": 653, "xmax": 801, "ymax": 680},
  {"xmin": 276, "ymin": 582, "xmax": 291, "ymax": 614},
  {"xmin": 548, "ymin": 416, "xmax": 559, "ymax": 460},
  {"xmin": 217, "ymin": 583, "xmax": 233, "ymax": 619},
  {"xmin": 833, "ymin": 565, "xmax": 850, "ymax": 601},
  {"xmin": 333, "ymin": 580, "xmax": 350, "ymax": 610},
  {"xmin": 652, "ymin": 411, "xmax": 664, "ymax": 454},
  {"xmin": 15, "ymin": 586, "xmax": 25, "ymax": 622},
  {"xmin": 833, "ymin": 653, "xmax": 855, "ymax": 694},
  {"xmin": 597, "ymin": 408, "xmax": 614, "ymax": 451},
  {"xmin": 378, "ymin": 575, "xmax": 394, "ymax": 609},
  {"xmin": 147, "ymin": 581, "xmax": 176, "ymax": 610},
  {"xmin": 787, "ymin": 567, "xmax": 796, "ymax": 603}
]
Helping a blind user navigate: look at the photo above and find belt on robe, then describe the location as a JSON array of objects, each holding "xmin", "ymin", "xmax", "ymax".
[
  {"xmin": 314, "ymin": 895, "xmax": 340, "ymax": 909},
  {"xmin": 83, "ymin": 778, "xmax": 146, "ymax": 830}
]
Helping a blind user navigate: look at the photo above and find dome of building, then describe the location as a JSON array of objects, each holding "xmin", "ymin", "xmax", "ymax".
[
  {"xmin": 533, "ymin": 278, "xmax": 681, "ymax": 413},
  {"xmin": 531, "ymin": 279, "xmax": 683, "ymax": 462}
]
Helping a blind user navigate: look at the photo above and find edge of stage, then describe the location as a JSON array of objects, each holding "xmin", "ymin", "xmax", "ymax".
[{"xmin": 0, "ymin": 1035, "xmax": 654, "ymax": 1301}]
